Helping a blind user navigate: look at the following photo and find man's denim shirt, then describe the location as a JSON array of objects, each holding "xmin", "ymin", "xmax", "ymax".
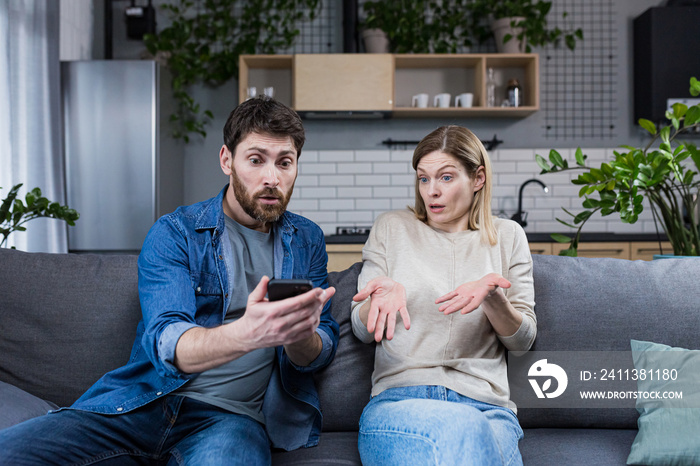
[{"xmin": 68, "ymin": 186, "xmax": 340, "ymax": 451}]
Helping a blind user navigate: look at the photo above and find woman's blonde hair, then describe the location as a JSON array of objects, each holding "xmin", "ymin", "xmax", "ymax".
[{"xmin": 410, "ymin": 125, "xmax": 497, "ymax": 246}]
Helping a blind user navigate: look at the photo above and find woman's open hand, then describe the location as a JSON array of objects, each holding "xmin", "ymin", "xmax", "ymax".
[
  {"xmin": 435, "ymin": 273, "xmax": 511, "ymax": 315},
  {"xmin": 353, "ymin": 277, "xmax": 410, "ymax": 342}
]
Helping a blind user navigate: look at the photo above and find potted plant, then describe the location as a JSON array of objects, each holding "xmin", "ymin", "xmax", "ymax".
[
  {"xmin": 143, "ymin": 0, "xmax": 320, "ymax": 142},
  {"xmin": 535, "ymin": 77, "xmax": 700, "ymax": 257},
  {"xmin": 360, "ymin": 0, "xmax": 473, "ymax": 54},
  {"xmin": 467, "ymin": 0, "xmax": 583, "ymax": 53},
  {"xmin": 1, "ymin": 184, "xmax": 80, "ymax": 248}
]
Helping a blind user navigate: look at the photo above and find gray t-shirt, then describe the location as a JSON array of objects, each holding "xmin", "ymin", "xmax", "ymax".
[{"xmin": 176, "ymin": 215, "xmax": 276, "ymax": 424}]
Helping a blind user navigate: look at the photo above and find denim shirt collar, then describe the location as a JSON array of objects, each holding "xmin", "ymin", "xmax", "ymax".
[{"xmin": 196, "ymin": 185, "xmax": 298, "ymax": 283}]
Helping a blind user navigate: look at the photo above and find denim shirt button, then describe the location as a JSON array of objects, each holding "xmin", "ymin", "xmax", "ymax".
[
  {"xmin": 116, "ymin": 407, "xmax": 123, "ymax": 412},
  {"xmin": 156, "ymin": 392, "xmax": 163, "ymax": 396},
  {"xmin": 219, "ymin": 254, "xmax": 223, "ymax": 260}
]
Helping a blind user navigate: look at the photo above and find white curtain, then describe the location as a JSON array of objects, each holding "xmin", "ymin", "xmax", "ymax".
[
  {"xmin": 60, "ymin": 0, "xmax": 93, "ymax": 61},
  {"xmin": 0, "ymin": 0, "xmax": 66, "ymax": 252}
]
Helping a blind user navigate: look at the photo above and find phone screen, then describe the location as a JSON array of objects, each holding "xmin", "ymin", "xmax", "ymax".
[{"xmin": 267, "ymin": 279, "xmax": 314, "ymax": 301}]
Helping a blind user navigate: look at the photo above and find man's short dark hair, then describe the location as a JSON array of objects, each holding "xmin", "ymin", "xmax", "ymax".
[{"xmin": 223, "ymin": 96, "xmax": 305, "ymax": 158}]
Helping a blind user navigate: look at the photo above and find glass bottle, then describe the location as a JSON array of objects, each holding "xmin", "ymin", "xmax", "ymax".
[
  {"xmin": 506, "ymin": 78, "xmax": 522, "ymax": 108},
  {"xmin": 486, "ymin": 67, "xmax": 496, "ymax": 108}
]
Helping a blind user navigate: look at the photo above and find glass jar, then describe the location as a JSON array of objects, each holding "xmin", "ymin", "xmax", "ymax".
[
  {"xmin": 486, "ymin": 67, "xmax": 496, "ymax": 108},
  {"xmin": 506, "ymin": 78, "xmax": 522, "ymax": 108}
]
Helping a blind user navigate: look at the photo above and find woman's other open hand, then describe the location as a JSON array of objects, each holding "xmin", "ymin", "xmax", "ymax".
[
  {"xmin": 435, "ymin": 273, "xmax": 511, "ymax": 315},
  {"xmin": 353, "ymin": 277, "xmax": 410, "ymax": 342}
]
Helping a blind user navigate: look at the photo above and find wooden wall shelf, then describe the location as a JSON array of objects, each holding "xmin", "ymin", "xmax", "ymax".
[{"xmin": 240, "ymin": 53, "xmax": 540, "ymax": 118}]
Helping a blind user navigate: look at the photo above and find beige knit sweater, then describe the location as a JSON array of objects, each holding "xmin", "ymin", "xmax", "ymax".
[{"xmin": 351, "ymin": 209, "xmax": 536, "ymax": 412}]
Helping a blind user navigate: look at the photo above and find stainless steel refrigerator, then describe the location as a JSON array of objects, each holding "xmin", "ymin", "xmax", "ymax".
[{"xmin": 62, "ymin": 60, "xmax": 183, "ymax": 253}]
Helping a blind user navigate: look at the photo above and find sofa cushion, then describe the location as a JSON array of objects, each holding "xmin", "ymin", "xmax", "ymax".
[
  {"xmin": 272, "ymin": 431, "xmax": 361, "ymax": 465},
  {"xmin": 0, "ymin": 248, "xmax": 142, "ymax": 408},
  {"xmin": 0, "ymin": 381, "xmax": 59, "ymax": 431},
  {"xmin": 314, "ymin": 262, "xmax": 375, "ymax": 433},
  {"xmin": 518, "ymin": 254, "xmax": 700, "ymax": 430},
  {"xmin": 626, "ymin": 339, "xmax": 700, "ymax": 466},
  {"xmin": 520, "ymin": 428, "xmax": 637, "ymax": 466}
]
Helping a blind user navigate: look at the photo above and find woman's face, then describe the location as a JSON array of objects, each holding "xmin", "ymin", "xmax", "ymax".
[{"xmin": 416, "ymin": 151, "xmax": 485, "ymax": 233}]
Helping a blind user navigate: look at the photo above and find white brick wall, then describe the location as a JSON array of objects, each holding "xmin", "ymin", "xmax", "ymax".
[{"xmin": 287, "ymin": 148, "xmax": 659, "ymax": 236}]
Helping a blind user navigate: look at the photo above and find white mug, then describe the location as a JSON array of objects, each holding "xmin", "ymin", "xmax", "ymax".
[
  {"xmin": 412, "ymin": 93, "xmax": 429, "ymax": 108},
  {"xmin": 263, "ymin": 86, "xmax": 275, "ymax": 98},
  {"xmin": 455, "ymin": 92, "xmax": 473, "ymax": 108},
  {"xmin": 246, "ymin": 86, "xmax": 257, "ymax": 100},
  {"xmin": 434, "ymin": 93, "xmax": 451, "ymax": 108}
]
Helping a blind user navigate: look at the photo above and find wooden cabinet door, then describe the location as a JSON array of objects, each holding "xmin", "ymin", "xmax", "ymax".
[
  {"xmin": 551, "ymin": 242, "xmax": 631, "ymax": 260},
  {"xmin": 528, "ymin": 242, "xmax": 552, "ymax": 255},
  {"xmin": 326, "ymin": 244, "xmax": 364, "ymax": 272},
  {"xmin": 294, "ymin": 54, "xmax": 394, "ymax": 111},
  {"xmin": 630, "ymin": 241, "xmax": 674, "ymax": 261}
]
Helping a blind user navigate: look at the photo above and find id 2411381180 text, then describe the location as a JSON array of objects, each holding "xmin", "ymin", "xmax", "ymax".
[{"xmin": 581, "ymin": 368, "xmax": 678, "ymax": 382}]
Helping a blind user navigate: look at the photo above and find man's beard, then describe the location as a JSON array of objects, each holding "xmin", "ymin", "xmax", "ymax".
[{"xmin": 230, "ymin": 168, "xmax": 293, "ymax": 224}]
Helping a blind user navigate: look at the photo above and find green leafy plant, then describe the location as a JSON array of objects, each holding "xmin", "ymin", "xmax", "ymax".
[
  {"xmin": 467, "ymin": 0, "xmax": 583, "ymax": 52},
  {"xmin": 536, "ymin": 77, "xmax": 700, "ymax": 257},
  {"xmin": 143, "ymin": 0, "xmax": 320, "ymax": 142},
  {"xmin": 360, "ymin": 0, "xmax": 473, "ymax": 53},
  {"xmin": 1, "ymin": 184, "xmax": 80, "ymax": 248}
]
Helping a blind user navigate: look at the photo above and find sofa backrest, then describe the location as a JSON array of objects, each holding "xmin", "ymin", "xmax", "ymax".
[
  {"xmin": 317, "ymin": 254, "xmax": 700, "ymax": 431},
  {"xmin": 3, "ymin": 248, "xmax": 698, "ymax": 432},
  {"xmin": 518, "ymin": 253, "xmax": 700, "ymax": 429},
  {"xmin": 0, "ymin": 248, "xmax": 142, "ymax": 408},
  {"xmin": 315, "ymin": 262, "xmax": 373, "ymax": 432}
]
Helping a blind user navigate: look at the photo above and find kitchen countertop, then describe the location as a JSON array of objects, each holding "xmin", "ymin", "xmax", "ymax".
[{"xmin": 325, "ymin": 232, "xmax": 669, "ymax": 244}]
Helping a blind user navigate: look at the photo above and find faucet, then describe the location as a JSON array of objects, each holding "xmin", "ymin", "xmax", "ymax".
[{"xmin": 511, "ymin": 179, "xmax": 549, "ymax": 228}]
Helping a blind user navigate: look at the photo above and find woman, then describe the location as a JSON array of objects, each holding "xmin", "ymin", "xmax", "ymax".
[{"xmin": 351, "ymin": 125, "xmax": 536, "ymax": 465}]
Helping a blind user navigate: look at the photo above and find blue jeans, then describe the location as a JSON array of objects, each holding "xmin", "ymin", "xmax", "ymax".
[
  {"xmin": 358, "ymin": 386, "xmax": 523, "ymax": 466},
  {"xmin": 0, "ymin": 396, "xmax": 271, "ymax": 465}
]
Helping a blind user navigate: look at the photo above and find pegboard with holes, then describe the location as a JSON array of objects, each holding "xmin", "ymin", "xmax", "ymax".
[
  {"xmin": 279, "ymin": 0, "xmax": 341, "ymax": 54},
  {"xmin": 541, "ymin": 0, "xmax": 618, "ymax": 140}
]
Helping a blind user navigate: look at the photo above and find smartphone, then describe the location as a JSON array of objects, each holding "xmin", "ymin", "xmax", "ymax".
[{"xmin": 267, "ymin": 278, "xmax": 314, "ymax": 301}]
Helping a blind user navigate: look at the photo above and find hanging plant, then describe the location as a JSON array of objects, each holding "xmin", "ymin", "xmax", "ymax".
[
  {"xmin": 466, "ymin": 0, "xmax": 583, "ymax": 52},
  {"xmin": 144, "ymin": 0, "xmax": 320, "ymax": 142},
  {"xmin": 360, "ymin": 0, "xmax": 474, "ymax": 54}
]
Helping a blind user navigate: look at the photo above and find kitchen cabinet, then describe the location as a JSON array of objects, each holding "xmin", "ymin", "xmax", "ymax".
[
  {"xmin": 326, "ymin": 240, "xmax": 671, "ymax": 269},
  {"xmin": 326, "ymin": 244, "xmax": 363, "ymax": 273},
  {"xmin": 327, "ymin": 242, "xmax": 550, "ymax": 272},
  {"xmin": 552, "ymin": 242, "xmax": 631, "ymax": 260},
  {"xmin": 528, "ymin": 242, "xmax": 552, "ymax": 256},
  {"xmin": 294, "ymin": 54, "xmax": 393, "ymax": 111},
  {"xmin": 630, "ymin": 241, "xmax": 674, "ymax": 261},
  {"xmin": 239, "ymin": 53, "xmax": 539, "ymax": 118}
]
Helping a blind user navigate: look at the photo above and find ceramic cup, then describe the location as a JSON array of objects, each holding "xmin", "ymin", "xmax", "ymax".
[
  {"xmin": 434, "ymin": 93, "xmax": 451, "ymax": 108},
  {"xmin": 455, "ymin": 92, "xmax": 474, "ymax": 108},
  {"xmin": 412, "ymin": 93, "xmax": 429, "ymax": 108},
  {"xmin": 264, "ymin": 86, "xmax": 275, "ymax": 98},
  {"xmin": 246, "ymin": 86, "xmax": 257, "ymax": 100}
]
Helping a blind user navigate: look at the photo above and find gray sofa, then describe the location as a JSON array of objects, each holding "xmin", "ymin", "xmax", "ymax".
[{"xmin": 1, "ymin": 247, "xmax": 698, "ymax": 465}]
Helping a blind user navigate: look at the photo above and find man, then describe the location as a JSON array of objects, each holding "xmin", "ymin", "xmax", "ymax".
[{"xmin": 0, "ymin": 96, "xmax": 339, "ymax": 464}]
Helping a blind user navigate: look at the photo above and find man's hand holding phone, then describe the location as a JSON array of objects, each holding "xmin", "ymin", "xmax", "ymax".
[{"xmin": 238, "ymin": 276, "xmax": 335, "ymax": 356}]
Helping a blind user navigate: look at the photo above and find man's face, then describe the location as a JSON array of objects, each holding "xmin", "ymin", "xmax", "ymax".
[{"xmin": 219, "ymin": 132, "xmax": 298, "ymax": 232}]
